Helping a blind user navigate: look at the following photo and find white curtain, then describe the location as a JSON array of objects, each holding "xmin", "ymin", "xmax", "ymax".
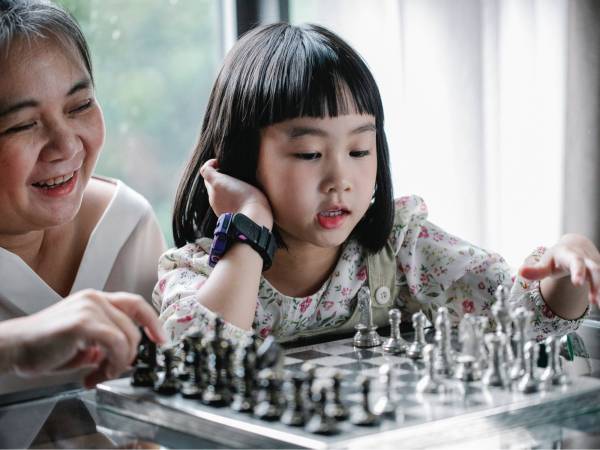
[{"xmin": 291, "ymin": 0, "xmax": 568, "ymax": 268}]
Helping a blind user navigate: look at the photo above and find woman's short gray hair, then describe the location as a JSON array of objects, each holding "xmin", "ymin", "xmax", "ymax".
[{"xmin": 0, "ymin": 0, "xmax": 93, "ymax": 81}]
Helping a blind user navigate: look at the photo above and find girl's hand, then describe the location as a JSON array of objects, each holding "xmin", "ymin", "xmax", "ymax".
[
  {"xmin": 3, "ymin": 290, "xmax": 166, "ymax": 388},
  {"xmin": 200, "ymin": 159, "xmax": 273, "ymax": 228},
  {"xmin": 519, "ymin": 234, "xmax": 600, "ymax": 306}
]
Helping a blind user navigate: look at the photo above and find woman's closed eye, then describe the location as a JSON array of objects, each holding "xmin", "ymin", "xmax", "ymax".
[
  {"xmin": 69, "ymin": 99, "xmax": 94, "ymax": 115},
  {"xmin": 2, "ymin": 121, "xmax": 37, "ymax": 135}
]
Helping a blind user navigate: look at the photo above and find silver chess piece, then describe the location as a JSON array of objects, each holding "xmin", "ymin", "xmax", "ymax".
[
  {"xmin": 383, "ymin": 309, "xmax": 408, "ymax": 354},
  {"xmin": 434, "ymin": 307, "xmax": 454, "ymax": 377},
  {"xmin": 492, "ymin": 285, "xmax": 514, "ymax": 366},
  {"xmin": 518, "ymin": 340, "xmax": 545, "ymax": 393},
  {"xmin": 353, "ymin": 286, "xmax": 382, "ymax": 348},
  {"xmin": 373, "ymin": 364, "xmax": 397, "ymax": 417},
  {"xmin": 416, "ymin": 344, "xmax": 446, "ymax": 394},
  {"xmin": 541, "ymin": 336, "xmax": 570, "ymax": 386},
  {"xmin": 482, "ymin": 332, "xmax": 509, "ymax": 388},
  {"xmin": 454, "ymin": 354, "xmax": 482, "ymax": 382},
  {"xmin": 510, "ymin": 307, "xmax": 533, "ymax": 381},
  {"xmin": 407, "ymin": 311, "xmax": 427, "ymax": 359},
  {"xmin": 458, "ymin": 314, "xmax": 487, "ymax": 369}
]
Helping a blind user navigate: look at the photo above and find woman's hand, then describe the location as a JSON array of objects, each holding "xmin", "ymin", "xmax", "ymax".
[
  {"xmin": 519, "ymin": 233, "xmax": 600, "ymax": 306},
  {"xmin": 1, "ymin": 289, "xmax": 166, "ymax": 388},
  {"xmin": 200, "ymin": 159, "xmax": 273, "ymax": 228}
]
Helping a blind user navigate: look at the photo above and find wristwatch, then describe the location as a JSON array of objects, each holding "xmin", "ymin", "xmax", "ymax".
[{"xmin": 208, "ymin": 212, "xmax": 277, "ymax": 270}]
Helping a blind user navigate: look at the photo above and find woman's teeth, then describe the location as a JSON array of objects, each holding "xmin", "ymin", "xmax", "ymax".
[{"xmin": 33, "ymin": 172, "xmax": 75, "ymax": 188}]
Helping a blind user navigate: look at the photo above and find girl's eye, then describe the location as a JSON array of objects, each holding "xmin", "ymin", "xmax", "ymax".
[
  {"xmin": 3, "ymin": 122, "xmax": 36, "ymax": 135},
  {"xmin": 69, "ymin": 99, "xmax": 94, "ymax": 114},
  {"xmin": 350, "ymin": 150, "xmax": 371, "ymax": 158},
  {"xmin": 294, "ymin": 152, "xmax": 321, "ymax": 160}
]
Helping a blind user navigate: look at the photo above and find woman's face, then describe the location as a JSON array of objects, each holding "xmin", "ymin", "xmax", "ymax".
[{"xmin": 0, "ymin": 38, "xmax": 104, "ymax": 235}]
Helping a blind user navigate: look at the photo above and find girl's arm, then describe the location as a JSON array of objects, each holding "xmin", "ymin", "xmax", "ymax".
[
  {"xmin": 519, "ymin": 233, "xmax": 600, "ymax": 319},
  {"xmin": 182, "ymin": 159, "xmax": 273, "ymax": 331}
]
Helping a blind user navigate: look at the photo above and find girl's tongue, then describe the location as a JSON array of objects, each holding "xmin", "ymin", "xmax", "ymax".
[{"xmin": 317, "ymin": 210, "xmax": 347, "ymax": 229}]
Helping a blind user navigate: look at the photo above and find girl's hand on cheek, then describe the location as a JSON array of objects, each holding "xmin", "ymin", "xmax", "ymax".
[
  {"xmin": 200, "ymin": 159, "xmax": 273, "ymax": 228},
  {"xmin": 519, "ymin": 234, "xmax": 600, "ymax": 306}
]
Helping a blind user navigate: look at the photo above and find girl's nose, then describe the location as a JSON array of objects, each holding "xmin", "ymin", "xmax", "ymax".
[
  {"xmin": 321, "ymin": 159, "xmax": 352, "ymax": 193},
  {"xmin": 39, "ymin": 123, "xmax": 81, "ymax": 163}
]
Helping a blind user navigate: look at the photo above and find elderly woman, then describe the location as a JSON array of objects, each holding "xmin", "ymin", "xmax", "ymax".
[{"xmin": 0, "ymin": 0, "xmax": 166, "ymax": 394}]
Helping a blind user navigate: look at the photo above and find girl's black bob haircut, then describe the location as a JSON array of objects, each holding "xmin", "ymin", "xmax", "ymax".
[{"xmin": 173, "ymin": 23, "xmax": 394, "ymax": 253}]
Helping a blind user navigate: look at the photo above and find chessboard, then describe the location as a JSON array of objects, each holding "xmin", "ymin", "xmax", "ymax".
[{"xmin": 95, "ymin": 336, "xmax": 600, "ymax": 449}]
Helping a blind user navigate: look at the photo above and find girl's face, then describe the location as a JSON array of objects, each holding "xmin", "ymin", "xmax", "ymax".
[
  {"xmin": 0, "ymin": 38, "xmax": 104, "ymax": 235},
  {"xmin": 257, "ymin": 113, "xmax": 377, "ymax": 250}
]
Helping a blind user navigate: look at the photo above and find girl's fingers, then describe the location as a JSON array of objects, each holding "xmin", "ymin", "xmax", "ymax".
[
  {"xmin": 519, "ymin": 253, "xmax": 554, "ymax": 280},
  {"xmin": 585, "ymin": 258, "xmax": 600, "ymax": 305},
  {"xmin": 568, "ymin": 256, "xmax": 587, "ymax": 287}
]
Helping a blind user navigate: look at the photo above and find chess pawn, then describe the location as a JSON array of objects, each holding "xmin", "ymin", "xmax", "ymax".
[
  {"xmin": 305, "ymin": 387, "xmax": 339, "ymax": 435},
  {"xmin": 518, "ymin": 340, "xmax": 545, "ymax": 393},
  {"xmin": 153, "ymin": 348, "xmax": 180, "ymax": 396},
  {"xmin": 253, "ymin": 368, "xmax": 283, "ymax": 421},
  {"xmin": 180, "ymin": 340, "xmax": 204, "ymax": 399},
  {"xmin": 325, "ymin": 372, "xmax": 348, "ymax": 421},
  {"xmin": 492, "ymin": 285, "xmax": 514, "ymax": 365},
  {"xmin": 302, "ymin": 362, "xmax": 317, "ymax": 414},
  {"xmin": 383, "ymin": 309, "xmax": 408, "ymax": 354},
  {"xmin": 541, "ymin": 336, "xmax": 570, "ymax": 386},
  {"xmin": 202, "ymin": 317, "xmax": 232, "ymax": 406},
  {"xmin": 231, "ymin": 341, "xmax": 257, "ymax": 412},
  {"xmin": 350, "ymin": 376, "xmax": 380, "ymax": 426},
  {"xmin": 481, "ymin": 332, "xmax": 509, "ymax": 389},
  {"xmin": 510, "ymin": 307, "xmax": 533, "ymax": 380},
  {"xmin": 353, "ymin": 286, "xmax": 382, "ymax": 348},
  {"xmin": 281, "ymin": 374, "xmax": 307, "ymax": 426},
  {"xmin": 416, "ymin": 344, "xmax": 446, "ymax": 394},
  {"xmin": 373, "ymin": 364, "xmax": 397, "ymax": 418},
  {"xmin": 131, "ymin": 327, "xmax": 158, "ymax": 387},
  {"xmin": 434, "ymin": 307, "xmax": 454, "ymax": 377},
  {"xmin": 407, "ymin": 311, "xmax": 427, "ymax": 360},
  {"xmin": 177, "ymin": 335, "xmax": 194, "ymax": 382}
]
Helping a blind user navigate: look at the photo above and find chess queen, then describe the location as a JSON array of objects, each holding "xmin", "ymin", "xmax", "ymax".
[
  {"xmin": 155, "ymin": 23, "xmax": 600, "ymax": 346},
  {"xmin": 0, "ymin": 0, "xmax": 165, "ymax": 395}
]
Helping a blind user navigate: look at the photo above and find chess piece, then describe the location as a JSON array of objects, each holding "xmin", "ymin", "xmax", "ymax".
[
  {"xmin": 453, "ymin": 354, "xmax": 482, "ymax": 382},
  {"xmin": 305, "ymin": 387, "xmax": 339, "ymax": 435},
  {"xmin": 382, "ymin": 309, "xmax": 408, "ymax": 354},
  {"xmin": 325, "ymin": 372, "xmax": 348, "ymax": 421},
  {"xmin": 416, "ymin": 344, "xmax": 446, "ymax": 394},
  {"xmin": 510, "ymin": 307, "xmax": 533, "ymax": 381},
  {"xmin": 153, "ymin": 348, "xmax": 180, "ymax": 395},
  {"xmin": 518, "ymin": 340, "xmax": 545, "ymax": 393},
  {"xmin": 353, "ymin": 286, "xmax": 382, "ymax": 348},
  {"xmin": 481, "ymin": 333, "xmax": 509, "ymax": 388},
  {"xmin": 176, "ymin": 335, "xmax": 193, "ymax": 381},
  {"xmin": 540, "ymin": 336, "xmax": 570, "ymax": 386},
  {"xmin": 407, "ymin": 311, "xmax": 427, "ymax": 359},
  {"xmin": 492, "ymin": 285, "xmax": 514, "ymax": 366},
  {"xmin": 180, "ymin": 337, "xmax": 205, "ymax": 399},
  {"xmin": 302, "ymin": 362, "xmax": 317, "ymax": 414},
  {"xmin": 434, "ymin": 307, "xmax": 454, "ymax": 377},
  {"xmin": 350, "ymin": 376, "xmax": 379, "ymax": 426},
  {"xmin": 253, "ymin": 368, "xmax": 283, "ymax": 420},
  {"xmin": 202, "ymin": 317, "xmax": 232, "ymax": 406},
  {"xmin": 281, "ymin": 373, "xmax": 307, "ymax": 426},
  {"xmin": 373, "ymin": 364, "xmax": 396, "ymax": 417},
  {"xmin": 256, "ymin": 335, "xmax": 284, "ymax": 373},
  {"xmin": 131, "ymin": 327, "xmax": 158, "ymax": 387},
  {"xmin": 231, "ymin": 340, "xmax": 257, "ymax": 412}
]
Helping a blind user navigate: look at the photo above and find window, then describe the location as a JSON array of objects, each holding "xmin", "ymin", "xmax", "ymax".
[{"xmin": 59, "ymin": 0, "xmax": 223, "ymax": 245}]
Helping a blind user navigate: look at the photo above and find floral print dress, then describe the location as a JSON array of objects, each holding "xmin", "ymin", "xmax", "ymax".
[{"xmin": 153, "ymin": 196, "xmax": 586, "ymax": 345}]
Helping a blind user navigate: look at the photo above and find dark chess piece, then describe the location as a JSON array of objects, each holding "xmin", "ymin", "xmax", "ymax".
[
  {"xmin": 180, "ymin": 336, "xmax": 205, "ymax": 399},
  {"xmin": 305, "ymin": 387, "xmax": 339, "ymax": 435},
  {"xmin": 281, "ymin": 373, "xmax": 307, "ymax": 426},
  {"xmin": 302, "ymin": 363, "xmax": 317, "ymax": 414},
  {"xmin": 256, "ymin": 335, "xmax": 284, "ymax": 372},
  {"xmin": 253, "ymin": 368, "xmax": 283, "ymax": 421},
  {"xmin": 153, "ymin": 348, "xmax": 180, "ymax": 396},
  {"xmin": 177, "ymin": 335, "xmax": 193, "ymax": 382},
  {"xmin": 350, "ymin": 377, "xmax": 379, "ymax": 426},
  {"xmin": 325, "ymin": 372, "xmax": 348, "ymax": 421},
  {"xmin": 131, "ymin": 327, "xmax": 158, "ymax": 387},
  {"xmin": 202, "ymin": 317, "xmax": 232, "ymax": 406},
  {"xmin": 231, "ymin": 340, "xmax": 257, "ymax": 413}
]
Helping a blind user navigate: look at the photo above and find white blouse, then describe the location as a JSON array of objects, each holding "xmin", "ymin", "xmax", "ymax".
[{"xmin": 0, "ymin": 177, "xmax": 166, "ymax": 396}]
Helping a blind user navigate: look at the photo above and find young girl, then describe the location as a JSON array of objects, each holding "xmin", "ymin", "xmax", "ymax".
[{"xmin": 154, "ymin": 23, "xmax": 600, "ymax": 346}]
